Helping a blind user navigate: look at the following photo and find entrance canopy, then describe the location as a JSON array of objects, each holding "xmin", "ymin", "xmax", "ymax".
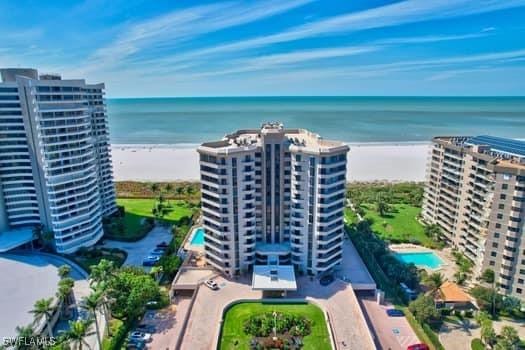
[{"xmin": 252, "ymin": 265, "xmax": 297, "ymax": 291}]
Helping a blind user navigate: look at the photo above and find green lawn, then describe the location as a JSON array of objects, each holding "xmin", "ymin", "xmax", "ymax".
[
  {"xmin": 106, "ymin": 198, "xmax": 194, "ymax": 241},
  {"xmin": 361, "ymin": 203, "xmax": 431, "ymax": 246},
  {"xmin": 117, "ymin": 198, "xmax": 193, "ymax": 222},
  {"xmin": 220, "ymin": 302, "xmax": 331, "ymax": 350}
]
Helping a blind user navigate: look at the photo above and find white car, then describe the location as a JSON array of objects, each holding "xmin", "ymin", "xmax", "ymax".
[
  {"xmin": 129, "ymin": 331, "xmax": 152, "ymax": 342},
  {"xmin": 204, "ymin": 279, "xmax": 219, "ymax": 290}
]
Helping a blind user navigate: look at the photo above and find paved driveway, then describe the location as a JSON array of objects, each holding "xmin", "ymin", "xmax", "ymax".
[
  {"xmin": 358, "ymin": 294, "xmax": 419, "ymax": 350},
  {"xmin": 180, "ymin": 275, "xmax": 375, "ymax": 350},
  {"xmin": 104, "ymin": 225, "xmax": 172, "ymax": 268}
]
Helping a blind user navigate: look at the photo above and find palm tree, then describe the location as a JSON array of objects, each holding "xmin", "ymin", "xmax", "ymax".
[
  {"xmin": 424, "ymin": 272, "xmax": 445, "ymax": 295},
  {"xmin": 63, "ymin": 320, "xmax": 94, "ymax": 350},
  {"xmin": 57, "ymin": 278, "xmax": 75, "ymax": 319},
  {"xmin": 81, "ymin": 291, "xmax": 103, "ymax": 350},
  {"xmin": 58, "ymin": 265, "xmax": 72, "ymax": 279},
  {"xmin": 89, "ymin": 259, "xmax": 115, "ymax": 337},
  {"xmin": 89, "ymin": 259, "xmax": 115, "ymax": 287},
  {"xmin": 14, "ymin": 325, "xmax": 34, "ymax": 350},
  {"xmin": 165, "ymin": 183, "xmax": 173, "ymax": 203},
  {"xmin": 30, "ymin": 298, "xmax": 55, "ymax": 338},
  {"xmin": 375, "ymin": 193, "xmax": 389, "ymax": 217}
]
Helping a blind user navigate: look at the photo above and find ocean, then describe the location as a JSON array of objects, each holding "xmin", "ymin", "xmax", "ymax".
[{"xmin": 106, "ymin": 96, "xmax": 525, "ymax": 144}]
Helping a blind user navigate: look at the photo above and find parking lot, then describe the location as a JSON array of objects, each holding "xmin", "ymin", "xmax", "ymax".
[{"xmin": 104, "ymin": 225, "xmax": 172, "ymax": 269}]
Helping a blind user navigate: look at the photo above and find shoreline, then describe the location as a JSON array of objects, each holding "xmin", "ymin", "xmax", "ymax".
[{"xmin": 111, "ymin": 142, "xmax": 429, "ymax": 183}]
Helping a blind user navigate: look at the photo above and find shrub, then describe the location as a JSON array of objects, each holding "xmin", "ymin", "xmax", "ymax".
[
  {"xmin": 243, "ymin": 312, "xmax": 311, "ymax": 337},
  {"xmin": 471, "ymin": 338, "xmax": 484, "ymax": 350}
]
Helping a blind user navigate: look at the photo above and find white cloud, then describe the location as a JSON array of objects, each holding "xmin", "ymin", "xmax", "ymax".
[
  {"xmin": 162, "ymin": 0, "xmax": 525, "ymax": 63},
  {"xmin": 73, "ymin": 0, "xmax": 313, "ymax": 75}
]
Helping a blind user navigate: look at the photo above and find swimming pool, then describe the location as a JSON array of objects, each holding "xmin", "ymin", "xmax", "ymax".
[
  {"xmin": 395, "ymin": 251, "xmax": 443, "ymax": 269},
  {"xmin": 190, "ymin": 227, "xmax": 205, "ymax": 246}
]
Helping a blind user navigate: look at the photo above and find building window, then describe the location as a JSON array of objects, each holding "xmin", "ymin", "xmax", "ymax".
[
  {"xmin": 496, "ymin": 223, "xmax": 501, "ymax": 229},
  {"xmin": 502, "ymin": 184, "xmax": 508, "ymax": 190},
  {"xmin": 489, "ymin": 261, "xmax": 495, "ymax": 266},
  {"xmin": 500, "ymin": 194, "xmax": 507, "ymax": 200},
  {"xmin": 497, "ymin": 213, "xmax": 503, "ymax": 219},
  {"xmin": 519, "ymin": 279, "xmax": 524, "ymax": 284},
  {"xmin": 517, "ymin": 288, "xmax": 523, "ymax": 294},
  {"xmin": 491, "ymin": 251, "xmax": 497, "ymax": 257},
  {"xmin": 492, "ymin": 242, "xmax": 498, "ymax": 248},
  {"xmin": 498, "ymin": 204, "xmax": 505, "ymax": 209},
  {"xmin": 494, "ymin": 233, "xmax": 500, "ymax": 238}
]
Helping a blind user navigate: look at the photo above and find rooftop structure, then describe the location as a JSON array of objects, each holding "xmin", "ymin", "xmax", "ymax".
[{"xmin": 0, "ymin": 68, "xmax": 117, "ymax": 253}]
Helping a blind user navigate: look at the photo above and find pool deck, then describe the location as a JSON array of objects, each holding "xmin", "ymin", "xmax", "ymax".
[
  {"xmin": 183, "ymin": 225, "xmax": 204, "ymax": 253},
  {"xmin": 389, "ymin": 244, "xmax": 456, "ymax": 277}
]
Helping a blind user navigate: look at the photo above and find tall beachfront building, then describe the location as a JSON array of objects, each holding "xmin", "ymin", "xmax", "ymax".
[
  {"xmin": 0, "ymin": 68, "xmax": 117, "ymax": 254},
  {"xmin": 197, "ymin": 122, "xmax": 349, "ymax": 279},
  {"xmin": 422, "ymin": 136, "xmax": 525, "ymax": 298}
]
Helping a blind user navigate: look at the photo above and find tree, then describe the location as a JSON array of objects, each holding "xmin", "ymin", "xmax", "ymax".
[
  {"xmin": 14, "ymin": 325, "xmax": 34, "ymax": 350},
  {"xmin": 375, "ymin": 194, "xmax": 389, "ymax": 217},
  {"xmin": 424, "ymin": 224, "xmax": 443, "ymax": 242},
  {"xmin": 89, "ymin": 259, "xmax": 116, "ymax": 336},
  {"xmin": 480, "ymin": 269, "xmax": 495, "ymax": 284},
  {"xmin": 58, "ymin": 265, "xmax": 72, "ymax": 279},
  {"xmin": 149, "ymin": 182, "xmax": 159, "ymax": 195},
  {"xmin": 63, "ymin": 320, "xmax": 94, "ymax": 350},
  {"xmin": 89, "ymin": 259, "xmax": 115, "ymax": 287},
  {"xmin": 108, "ymin": 268, "xmax": 162, "ymax": 319},
  {"xmin": 480, "ymin": 318, "xmax": 496, "ymax": 347},
  {"xmin": 30, "ymin": 298, "xmax": 55, "ymax": 338},
  {"xmin": 408, "ymin": 295, "xmax": 439, "ymax": 324},
  {"xmin": 424, "ymin": 272, "xmax": 445, "ymax": 294},
  {"xmin": 496, "ymin": 325, "xmax": 519, "ymax": 350},
  {"xmin": 471, "ymin": 286, "xmax": 503, "ymax": 315},
  {"xmin": 81, "ymin": 291, "xmax": 103, "ymax": 350},
  {"xmin": 56, "ymin": 278, "xmax": 75, "ymax": 318}
]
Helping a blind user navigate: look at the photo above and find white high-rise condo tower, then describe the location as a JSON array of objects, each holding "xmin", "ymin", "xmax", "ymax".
[
  {"xmin": 198, "ymin": 122, "xmax": 349, "ymax": 282},
  {"xmin": 0, "ymin": 68, "xmax": 117, "ymax": 254},
  {"xmin": 422, "ymin": 136, "xmax": 525, "ymax": 299}
]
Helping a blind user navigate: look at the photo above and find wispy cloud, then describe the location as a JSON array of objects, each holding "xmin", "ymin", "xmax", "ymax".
[
  {"xmin": 375, "ymin": 32, "xmax": 489, "ymax": 45},
  {"xmin": 187, "ymin": 45, "xmax": 379, "ymax": 77},
  {"xmin": 162, "ymin": 0, "xmax": 525, "ymax": 64},
  {"xmin": 75, "ymin": 0, "xmax": 313, "ymax": 74}
]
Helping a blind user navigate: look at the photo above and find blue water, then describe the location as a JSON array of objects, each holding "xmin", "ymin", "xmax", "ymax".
[
  {"xmin": 395, "ymin": 252, "xmax": 444, "ymax": 269},
  {"xmin": 106, "ymin": 97, "xmax": 525, "ymax": 144},
  {"xmin": 190, "ymin": 227, "xmax": 205, "ymax": 246}
]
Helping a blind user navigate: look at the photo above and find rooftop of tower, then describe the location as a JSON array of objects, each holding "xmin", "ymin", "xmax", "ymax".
[
  {"xmin": 434, "ymin": 135, "xmax": 525, "ymax": 170},
  {"xmin": 198, "ymin": 122, "xmax": 349, "ymax": 155}
]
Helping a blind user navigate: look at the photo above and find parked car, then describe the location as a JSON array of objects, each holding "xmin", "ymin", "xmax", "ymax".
[
  {"xmin": 319, "ymin": 275, "xmax": 334, "ymax": 286},
  {"xmin": 129, "ymin": 331, "xmax": 152, "ymax": 343},
  {"xmin": 142, "ymin": 255, "xmax": 160, "ymax": 266},
  {"xmin": 386, "ymin": 309, "xmax": 405, "ymax": 317},
  {"xmin": 126, "ymin": 340, "xmax": 145, "ymax": 350},
  {"xmin": 204, "ymin": 279, "xmax": 219, "ymax": 290},
  {"xmin": 136, "ymin": 324, "xmax": 156, "ymax": 333},
  {"xmin": 157, "ymin": 242, "xmax": 168, "ymax": 248},
  {"xmin": 150, "ymin": 248, "xmax": 166, "ymax": 256},
  {"xmin": 407, "ymin": 343, "xmax": 429, "ymax": 350}
]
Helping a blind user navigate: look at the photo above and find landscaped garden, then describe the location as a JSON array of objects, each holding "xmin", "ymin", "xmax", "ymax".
[
  {"xmin": 68, "ymin": 247, "xmax": 127, "ymax": 273},
  {"xmin": 360, "ymin": 203, "xmax": 432, "ymax": 246},
  {"xmin": 103, "ymin": 198, "xmax": 196, "ymax": 241},
  {"xmin": 220, "ymin": 302, "xmax": 331, "ymax": 350}
]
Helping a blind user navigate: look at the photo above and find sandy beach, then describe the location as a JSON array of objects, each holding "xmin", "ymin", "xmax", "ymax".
[{"xmin": 111, "ymin": 142, "xmax": 429, "ymax": 182}]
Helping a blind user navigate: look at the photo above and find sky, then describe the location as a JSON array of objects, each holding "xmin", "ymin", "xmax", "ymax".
[{"xmin": 1, "ymin": 0, "xmax": 525, "ymax": 97}]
